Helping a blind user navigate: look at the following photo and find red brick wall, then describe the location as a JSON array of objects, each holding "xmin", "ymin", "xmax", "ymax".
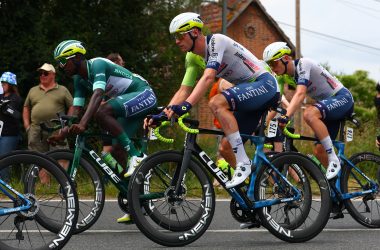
[{"xmin": 197, "ymin": 2, "xmax": 291, "ymax": 129}]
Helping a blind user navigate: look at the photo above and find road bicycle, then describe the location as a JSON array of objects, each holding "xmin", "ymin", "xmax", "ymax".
[
  {"xmin": 0, "ymin": 150, "xmax": 79, "ymax": 250},
  {"xmin": 127, "ymin": 111, "xmax": 332, "ymax": 247},
  {"xmin": 42, "ymin": 113, "xmax": 171, "ymax": 234},
  {"xmin": 282, "ymin": 113, "xmax": 380, "ymax": 227}
]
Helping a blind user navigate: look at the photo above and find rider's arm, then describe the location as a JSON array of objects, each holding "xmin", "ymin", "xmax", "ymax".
[
  {"xmin": 186, "ymin": 68, "xmax": 216, "ymax": 105},
  {"xmin": 78, "ymin": 88, "xmax": 104, "ymax": 128},
  {"xmin": 285, "ymin": 85, "xmax": 307, "ymax": 118},
  {"xmin": 167, "ymin": 85, "xmax": 193, "ymax": 107}
]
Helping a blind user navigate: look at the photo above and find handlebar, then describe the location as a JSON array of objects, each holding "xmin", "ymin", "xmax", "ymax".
[
  {"xmin": 283, "ymin": 122, "xmax": 301, "ymax": 139},
  {"xmin": 152, "ymin": 113, "xmax": 199, "ymax": 143},
  {"xmin": 39, "ymin": 113, "xmax": 77, "ymax": 132}
]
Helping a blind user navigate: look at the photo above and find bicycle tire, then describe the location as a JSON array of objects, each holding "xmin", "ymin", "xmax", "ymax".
[
  {"xmin": 128, "ymin": 150, "xmax": 215, "ymax": 247},
  {"xmin": 255, "ymin": 152, "xmax": 331, "ymax": 243},
  {"xmin": 46, "ymin": 149, "xmax": 105, "ymax": 234},
  {"xmin": 341, "ymin": 152, "xmax": 380, "ymax": 228},
  {"xmin": 0, "ymin": 150, "xmax": 79, "ymax": 250}
]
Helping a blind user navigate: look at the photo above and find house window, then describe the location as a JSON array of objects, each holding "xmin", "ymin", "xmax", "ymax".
[{"xmin": 244, "ymin": 23, "xmax": 256, "ymax": 39}]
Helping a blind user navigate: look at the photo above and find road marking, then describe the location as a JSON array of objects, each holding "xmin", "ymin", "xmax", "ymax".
[{"xmin": 1, "ymin": 228, "xmax": 379, "ymax": 233}]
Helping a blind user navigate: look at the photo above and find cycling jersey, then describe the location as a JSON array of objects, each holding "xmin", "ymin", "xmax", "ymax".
[
  {"xmin": 205, "ymin": 34, "xmax": 268, "ymax": 84},
  {"xmin": 72, "ymin": 57, "xmax": 157, "ymax": 135},
  {"xmin": 182, "ymin": 52, "xmax": 205, "ymax": 87},
  {"xmin": 294, "ymin": 58, "xmax": 343, "ymax": 100},
  {"xmin": 73, "ymin": 57, "xmax": 151, "ymax": 107}
]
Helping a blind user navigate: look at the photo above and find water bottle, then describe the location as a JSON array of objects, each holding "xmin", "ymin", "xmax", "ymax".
[
  {"xmin": 307, "ymin": 154, "xmax": 326, "ymax": 174},
  {"xmin": 101, "ymin": 152, "xmax": 124, "ymax": 175}
]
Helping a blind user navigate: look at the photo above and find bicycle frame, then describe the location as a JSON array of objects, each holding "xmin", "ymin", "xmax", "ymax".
[
  {"xmin": 333, "ymin": 141, "xmax": 378, "ymax": 201},
  {"xmin": 0, "ymin": 178, "xmax": 32, "ymax": 216},
  {"xmin": 284, "ymin": 118, "xmax": 379, "ymax": 203},
  {"xmin": 170, "ymin": 124, "xmax": 302, "ymax": 211},
  {"xmin": 68, "ymin": 132, "xmax": 130, "ymax": 195}
]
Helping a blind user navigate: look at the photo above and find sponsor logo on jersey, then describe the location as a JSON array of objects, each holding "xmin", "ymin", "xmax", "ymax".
[
  {"xmin": 114, "ymin": 68, "xmax": 133, "ymax": 79},
  {"xmin": 124, "ymin": 90, "xmax": 157, "ymax": 116},
  {"xmin": 326, "ymin": 97, "xmax": 349, "ymax": 111},
  {"xmin": 236, "ymin": 85, "xmax": 269, "ymax": 101}
]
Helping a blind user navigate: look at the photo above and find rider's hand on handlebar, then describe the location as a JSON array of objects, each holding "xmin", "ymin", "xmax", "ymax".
[
  {"xmin": 277, "ymin": 115, "xmax": 289, "ymax": 127},
  {"xmin": 170, "ymin": 101, "xmax": 192, "ymax": 117},
  {"xmin": 47, "ymin": 127, "xmax": 68, "ymax": 146},
  {"xmin": 68, "ymin": 123, "xmax": 86, "ymax": 135},
  {"xmin": 144, "ymin": 111, "xmax": 168, "ymax": 129}
]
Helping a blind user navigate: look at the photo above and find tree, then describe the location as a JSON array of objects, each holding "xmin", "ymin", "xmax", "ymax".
[
  {"xmin": 337, "ymin": 70, "xmax": 377, "ymax": 120},
  {"xmin": 0, "ymin": 0, "xmax": 201, "ymax": 104}
]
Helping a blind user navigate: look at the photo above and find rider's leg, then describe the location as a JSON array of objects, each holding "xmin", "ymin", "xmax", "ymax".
[
  {"xmin": 95, "ymin": 103, "xmax": 141, "ymax": 156},
  {"xmin": 303, "ymin": 106, "xmax": 340, "ymax": 179},
  {"xmin": 313, "ymin": 144, "xmax": 328, "ymax": 167},
  {"xmin": 218, "ymin": 137, "xmax": 236, "ymax": 167},
  {"xmin": 210, "ymin": 95, "xmax": 250, "ymax": 163}
]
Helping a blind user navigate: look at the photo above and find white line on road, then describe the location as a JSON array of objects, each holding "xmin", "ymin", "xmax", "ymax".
[{"xmin": 1, "ymin": 228, "xmax": 379, "ymax": 233}]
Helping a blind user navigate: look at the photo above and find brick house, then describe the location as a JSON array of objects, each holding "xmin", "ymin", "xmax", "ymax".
[{"xmin": 194, "ymin": 0, "xmax": 297, "ymax": 129}]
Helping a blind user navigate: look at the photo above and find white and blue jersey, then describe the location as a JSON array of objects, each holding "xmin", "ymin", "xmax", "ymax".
[
  {"xmin": 294, "ymin": 58, "xmax": 354, "ymax": 138},
  {"xmin": 205, "ymin": 34, "xmax": 280, "ymax": 136}
]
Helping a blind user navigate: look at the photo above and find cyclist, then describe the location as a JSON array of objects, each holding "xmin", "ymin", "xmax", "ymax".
[
  {"xmin": 151, "ymin": 12, "xmax": 280, "ymax": 188},
  {"xmin": 263, "ymin": 42, "xmax": 354, "ymax": 180},
  {"xmin": 48, "ymin": 40, "xmax": 157, "ymax": 223}
]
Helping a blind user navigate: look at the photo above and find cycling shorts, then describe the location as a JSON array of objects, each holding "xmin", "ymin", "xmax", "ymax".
[
  {"xmin": 221, "ymin": 72, "xmax": 280, "ymax": 137},
  {"xmin": 313, "ymin": 87, "xmax": 354, "ymax": 139}
]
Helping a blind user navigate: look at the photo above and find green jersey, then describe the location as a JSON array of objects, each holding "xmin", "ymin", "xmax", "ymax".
[
  {"xmin": 181, "ymin": 52, "xmax": 206, "ymax": 87},
  {"xmin": 276, "ymin": 74, "xmax": 297, "ymax": 95},
  {"xmin": 73, "ymin": 57, "xmax": 150, "ymax": 107}
]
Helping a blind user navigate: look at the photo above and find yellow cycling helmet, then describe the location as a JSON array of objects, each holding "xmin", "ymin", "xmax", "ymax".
[
  {"xmin": 263, "ymin": 42, "xmax": 291, "ymax": 63},
  {"xmin": 169, "ymin": 12, "xmax": 203, "ymax": 34},
  {"xmin": 54, "ymin": 40, "xmax": 86, "ymax": 60}
]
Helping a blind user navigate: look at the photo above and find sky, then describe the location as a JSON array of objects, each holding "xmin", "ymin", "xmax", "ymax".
[{"xmin": 260, "ymin": 0, "xmax": 380, "ymax": 82}]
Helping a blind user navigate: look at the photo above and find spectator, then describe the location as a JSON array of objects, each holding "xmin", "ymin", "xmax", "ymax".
[
  {"xmin": 0, "ymin": 72, "xmax": 22, "ymax": 182},
  {"xmin": 107, "ymin": 52, "xmax": 125, "ymax": 67},
  {"xmin": 23, "ymin": 63, "xmax": 74, "ymax": 183}
]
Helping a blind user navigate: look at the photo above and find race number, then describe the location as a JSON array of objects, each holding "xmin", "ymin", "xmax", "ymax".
[
  {"xmin": 346, "ymin": 127, "xmax": 353, "ymax": 142},
  {"xmin": 149, "ymin": 128, "xmax": 157, "ymax": 140},
  {"xmin": 267, "ymin": 119, "xmax": 278, "ymax": 138}
]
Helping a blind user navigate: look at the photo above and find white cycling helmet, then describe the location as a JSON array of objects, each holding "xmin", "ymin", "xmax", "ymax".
[
  {"xmin": 169, "ymin": 12, "xmax": 203, "ymax": 34},
  {"xmin": 263, "ymin": 42, "xmax": 291, "ymax": 63}
]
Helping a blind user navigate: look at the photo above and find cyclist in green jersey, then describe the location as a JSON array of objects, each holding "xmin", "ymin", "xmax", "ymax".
[{"xmin": 49, "ymin": 40, "xmax": 157, "ymax": 223}]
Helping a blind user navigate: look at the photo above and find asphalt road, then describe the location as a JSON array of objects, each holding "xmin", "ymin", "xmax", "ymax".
[{"xmin": 63, "ymin": 200, "xmax": 380, "ymax": 250}]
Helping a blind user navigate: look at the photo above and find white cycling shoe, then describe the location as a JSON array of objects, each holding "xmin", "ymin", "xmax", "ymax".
[
  {"xmin": 225, "ymin": 162, "xmax": 251, "ymax": 188},
  {"xmin": 326, "ymin": 161, "xmax": 341, "ymax": 180},
  {"xmin": 124, "ymin": 154, "xmax": 147, "ymax": 178}
]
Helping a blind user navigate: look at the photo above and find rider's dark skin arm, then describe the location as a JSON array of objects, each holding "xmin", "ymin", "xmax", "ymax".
[{"xmin": 69, "ymin": 88, "xmax": 104, "ymax": 134}]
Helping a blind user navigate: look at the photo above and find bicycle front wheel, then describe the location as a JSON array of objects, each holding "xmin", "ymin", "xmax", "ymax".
[
  {"xmin": 0, "ymin": 150, "xmax": 79, "ymax": 250},
  {"xmin": 341, "ymin": 152, "xmax": 380, "ymax": 227},
  {"xmin": 255, "ymin": 152, "xmax": 331, "ymax": 243},
  {"xmin": 128, "ymin": 150, "xmax": 215, "ymax": 247},
  {"xmin": 46, "ymin": 149, "xmax": 105, "ymax": 234}
]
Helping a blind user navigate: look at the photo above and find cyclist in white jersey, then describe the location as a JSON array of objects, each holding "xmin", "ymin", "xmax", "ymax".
[
  {"xmin": 263, "ymin": 42, "xmax": 354, "ymax": 180},
  {"xmin": 161, "ymin": 12, "xmax": 280, "ymax": 188}
]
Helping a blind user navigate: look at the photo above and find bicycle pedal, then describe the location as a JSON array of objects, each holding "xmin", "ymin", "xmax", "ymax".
[
  {"xmin": 240, "ymin": 221, "xmax": 261, "ymax": 229},
  {"xmin": 330, "ymin": 212, "xmax": 344, "ymax": 220}
]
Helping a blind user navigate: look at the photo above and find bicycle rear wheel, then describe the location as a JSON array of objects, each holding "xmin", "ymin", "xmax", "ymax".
[
  {"xmin": 46, "ymin": 149, "xmax": 105, "ymax": 234},
  {"xmin": 255, "ymin": 152, "xmax": 331, "ymax": 243},
  {"xmin": 0, "ymin": 150, "xmax": 79, "ymax": 250},
  {"xmin": 128, "ymin": 150, "xmax": 215, "ymax": 247},
  {"xmin": 341, "ymin": 152, "xmax": 380, "ymax": 227}
]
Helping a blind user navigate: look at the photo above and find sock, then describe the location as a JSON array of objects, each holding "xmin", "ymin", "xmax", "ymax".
[
  {"xmin": 116, "ymin": 132, "xmax": 140, "ymax": 157},
  {"xmin": 320, "ymin": 136, "xmax": 339, "ymax": 163},
  {"xmin": 226, "ymin": 131, "xmax": 250, "ymax": 164}
]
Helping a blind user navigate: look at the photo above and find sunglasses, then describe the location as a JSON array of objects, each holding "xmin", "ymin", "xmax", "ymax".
[
  {"xmin": 58, "ymin": 55, "xmax": 76, "ymax": 68},
  {"xmin": 39, "ymin": 71, "xmax": 50, "ymax": 76},
  {"xmin": 173, "ymin": 30, "xmax": 192, "ymax": 40}
]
